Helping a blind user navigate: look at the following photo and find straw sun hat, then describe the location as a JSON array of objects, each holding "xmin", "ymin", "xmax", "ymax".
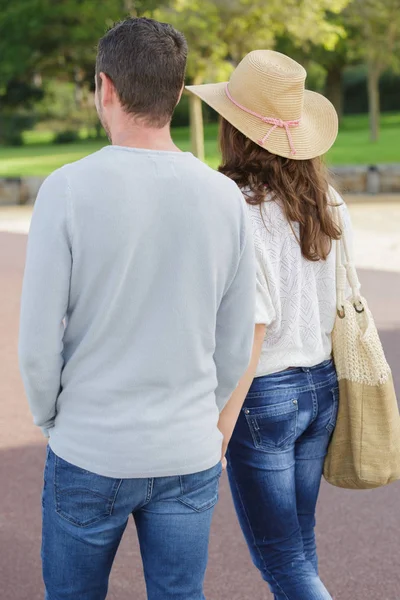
[{"xmin": 186, "ymin": 50, "xmax": 338, "ymax": 161}]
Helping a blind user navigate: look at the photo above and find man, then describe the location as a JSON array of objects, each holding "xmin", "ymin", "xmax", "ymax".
[{"xmin": 19, "ymin": 17, "xmax": 255, "ymax": 600}]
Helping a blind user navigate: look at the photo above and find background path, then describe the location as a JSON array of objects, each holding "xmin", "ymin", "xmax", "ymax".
[{"xmin": 1, "ymin": 200, "xmax": 399, "ymax": 599}]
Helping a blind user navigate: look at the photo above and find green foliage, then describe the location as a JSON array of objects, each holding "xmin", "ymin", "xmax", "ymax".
[
  {"xmin": 0, "ymin": 113, "xmax": 36, "ymax": 146},
  {"xmin": 1, "ymin": 131, "xmax": 24, "ymax": 147},
  {"xmin": 0, "ymin": 0, "xmax": 173, "ymax": 147},
  {"xmin": 222, "ymin": 0, "xmax": 350, "ymax": 56},
  {"xmin": 153, "ymin": 0, "xmax": 229, "ymax": 84},
  {"xmin": 54, "ymin": 130, "xmax": 80, "ymax": 144},
  {"xmin": 154, "ymin": 0, "xmax": 351, "ymax": 83},
  {"xmin": 0, "ymin": 80, "xmax": 44, "ymax": 108},
  {"xmin": 0, "ymin": 0, "xmax": 170, "ymax": 89},
  {"xmin": 346, "ymin": 0, "xmax": 400, "ymax": 73}
]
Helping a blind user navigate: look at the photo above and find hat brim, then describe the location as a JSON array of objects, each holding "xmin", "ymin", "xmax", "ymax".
[{"xmin": 186, "ymin": 82, "xmax": 338, "ymax": 161}]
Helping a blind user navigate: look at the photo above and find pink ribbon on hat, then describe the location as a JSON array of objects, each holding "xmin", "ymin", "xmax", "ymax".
[{"xmin": 225, "ymin": 84, "xmax": 300, "ymax": 155}]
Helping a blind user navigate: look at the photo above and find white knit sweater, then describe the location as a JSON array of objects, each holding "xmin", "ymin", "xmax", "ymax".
[{"xmin": 249, "ymin": 187, "xmax": 353, "ymax": 377}]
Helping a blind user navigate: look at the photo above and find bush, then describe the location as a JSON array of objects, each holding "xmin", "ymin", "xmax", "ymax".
[
  {"xmin": 0, "ymin": 113, "xmax": 36, "ymax": 146},
  {"xmin": 54, "ymin": 130, "xmax": 80, "ymax": 144},
  {"xmin": 5, "ymin": 132, "xmax": 24, "ymax": 146}
]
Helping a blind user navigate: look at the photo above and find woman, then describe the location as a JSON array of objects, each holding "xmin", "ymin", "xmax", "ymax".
[{"xmin": 187, "ymin": 50, "xmax": 353, "ymax": 599}]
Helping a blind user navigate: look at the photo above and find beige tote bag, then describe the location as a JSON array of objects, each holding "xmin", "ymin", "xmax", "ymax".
[{"xmin": 324, "ymin": 205, "xmax": 400, "ymax": 489}]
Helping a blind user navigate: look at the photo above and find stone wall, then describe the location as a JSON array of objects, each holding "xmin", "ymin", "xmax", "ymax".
[
  {"xmin": 1, "ymin": 165, "xmax": 400, "ymax": 205},
  {"xmin": 0, "ymin": 177, "xmax": 44, "ymax": 206},
  {"xmin": 331, "ymin": 165, "xmax": 400, "ymax": 194}
]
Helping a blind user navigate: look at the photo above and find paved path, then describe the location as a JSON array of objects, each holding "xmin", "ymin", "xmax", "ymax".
[
  {"xmin": 1, "ymin": 197, "xmax": 400, "ymax": 273},
  {"xmin": 1, "ymin": 218, "xmax": 400, "ymax": 600}
]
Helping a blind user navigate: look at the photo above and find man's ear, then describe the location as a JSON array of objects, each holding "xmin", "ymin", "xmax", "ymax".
[
  {"xmin": 176, "ymin": 83, "xmax": 185, "ymax": 106},
  {"xmin": 98, "ymin": 72, "xmax": 116, "ymax": 107}
]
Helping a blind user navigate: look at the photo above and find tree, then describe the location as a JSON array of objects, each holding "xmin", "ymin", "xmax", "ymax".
[
  {"xmin": 0, "ymin": 0, "xmax": 168, "ymax": 108},
  {"xmin": 277, "ymin": 26, "xmax": 357, "ymax": 121},
  {"xmin": 152, "ymin": 0, "xmax": 229, "ymax": 160},
  {"xmin": 154, "ymin": 0, "xmax": 350, "ymax": 158},
  {"xmin": 347, "ymin": 0, "xmax": 400, "ymax": 141}
]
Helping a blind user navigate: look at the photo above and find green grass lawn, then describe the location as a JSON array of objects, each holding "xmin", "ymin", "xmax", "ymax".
[{"xmin": 0, "ymin": 113, "xmax": 399, "ymax": 178}]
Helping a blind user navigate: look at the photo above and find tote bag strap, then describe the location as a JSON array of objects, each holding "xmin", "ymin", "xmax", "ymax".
[{"xmin": 332, "ymin": 202, "xmax": 363, "ymax": 317}]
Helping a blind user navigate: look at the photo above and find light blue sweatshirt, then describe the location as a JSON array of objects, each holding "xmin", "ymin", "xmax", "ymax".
[{"xmin": 19, "ymin": 147, "xmax": 255, "ymax": 478}]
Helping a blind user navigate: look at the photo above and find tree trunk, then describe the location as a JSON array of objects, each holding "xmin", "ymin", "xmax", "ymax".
[
  {"xmin": 367, "ymin": 63, "xmax": 381, "ymax": 142},
  {"xmin": 74, "ymin": 68, "xmax": 84, "ymax": 109},
  {"xmin": 189, "ymin": 77, "xmax": 205, "ymax": 161},
  {"xmin": 325, "ymin": 66, "xmax": 343, "ymax": 121}
]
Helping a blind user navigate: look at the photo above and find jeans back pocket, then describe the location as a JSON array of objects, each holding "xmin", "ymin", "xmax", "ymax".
[
  {"xmin": 178, "ymin": 462, "xmax": 222, "ymax": 512},
  {"xmin": 54, "ymin": 454, "xmax": 122, "ymax": 528},
  {"xmin": 243, "ymin": 398, "xmax": 299, "ymax": 452}
]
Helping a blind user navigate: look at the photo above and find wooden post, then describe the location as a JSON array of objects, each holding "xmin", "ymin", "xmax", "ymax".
[
  {"xmin": 188, "ymin": 77, "xmax": 205, "ymax": 161},
  {"xmin": 367, "ymin": 62, "xmax": 381, "ymax": 142}
]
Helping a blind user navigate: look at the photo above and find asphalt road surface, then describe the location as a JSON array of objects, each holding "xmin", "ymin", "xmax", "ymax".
[{"xmin": 1, "ymin": 230, "xmax": 399, "ymax": 600}]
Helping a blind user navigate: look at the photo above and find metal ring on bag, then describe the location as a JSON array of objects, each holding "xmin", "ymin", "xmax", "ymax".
[
  {"xmin": 354, "ymin": 301, "xmax": 365, "ymax": 314},
  {"xmin": 337, "ymin": 307, "xmax": 345, "ymax": 319}
]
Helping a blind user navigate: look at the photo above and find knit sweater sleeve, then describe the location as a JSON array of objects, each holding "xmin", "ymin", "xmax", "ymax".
[
  {"xmin": 19, "ymin": 168, "xmax": 72, "ymax": 437},
  {"xmin": 248, "ymin": 207, "xmax": 276, "ymax": 327}
]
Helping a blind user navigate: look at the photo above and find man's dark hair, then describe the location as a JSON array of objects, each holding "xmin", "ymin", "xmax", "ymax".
[{"xmin": 96, "ymin": 17, "xmax": 188, "ymax": 127}]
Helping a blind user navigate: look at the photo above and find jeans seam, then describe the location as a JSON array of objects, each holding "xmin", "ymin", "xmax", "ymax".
[
  {"xmin": 310, "ymin": 388, "xmax": 318, "ymax": 425},
  {"xmin": 229, "ymin": 468, "xmax": 290, "ymax": 600},
  {"xmin": 178, "ymin": 492, "xmax": 219, "ymax": 513},
  {"xmin": 53, "ymin": 452, "xmax": 58, "ymax": 514},
  {"xmin": 304, "ymin": 368, "xmax": 320, "ymax": 426},
  {"xmin": 326, "ymin": 388, "xmax": 339, "ymax": 434},
  {"xmin": 110, "ymin": 479, "xmax": 123, "ymax": 514},
  {"xmin": 144, "ymin": 478, "xmax": 154, "ymax": 505}
]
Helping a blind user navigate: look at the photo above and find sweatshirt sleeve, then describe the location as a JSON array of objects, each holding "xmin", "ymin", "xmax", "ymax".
[
  {"xmin": 19, "ymin": 168, "xmax": 72, "ymax": 437},
  {"xmin": 213, "ymin": 193, "xmax": 256, "ymax": 412}
]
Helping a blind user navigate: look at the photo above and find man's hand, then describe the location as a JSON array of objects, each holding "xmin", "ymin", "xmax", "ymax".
[{"xmin": 217, "ymin": 324, "xmax": 266, "ymax": 472}]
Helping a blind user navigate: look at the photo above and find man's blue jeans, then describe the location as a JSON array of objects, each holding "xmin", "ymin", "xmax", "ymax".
[
  {"xmin": 42, "ymin": 448, "xmax": 221, "ymax": 600},
  {"xmin": 227, "ymin": 360, "xmax": 338, "ymax": 600}
]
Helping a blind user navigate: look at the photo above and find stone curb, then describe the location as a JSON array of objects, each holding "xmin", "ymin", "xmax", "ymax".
[{"xmin": 331, "ymin": 164, "xmax": 400, "ymax": 195}]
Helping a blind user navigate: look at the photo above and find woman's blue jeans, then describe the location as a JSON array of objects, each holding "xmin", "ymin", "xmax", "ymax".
[{"xmin": 227, "ymin": 359, "xmax": 338, "ymax": 600}]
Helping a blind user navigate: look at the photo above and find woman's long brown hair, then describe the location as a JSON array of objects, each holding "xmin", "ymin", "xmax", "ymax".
[{"xmin": 219, "ymin": 119, "xmax": 340, "ymax": 261}]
